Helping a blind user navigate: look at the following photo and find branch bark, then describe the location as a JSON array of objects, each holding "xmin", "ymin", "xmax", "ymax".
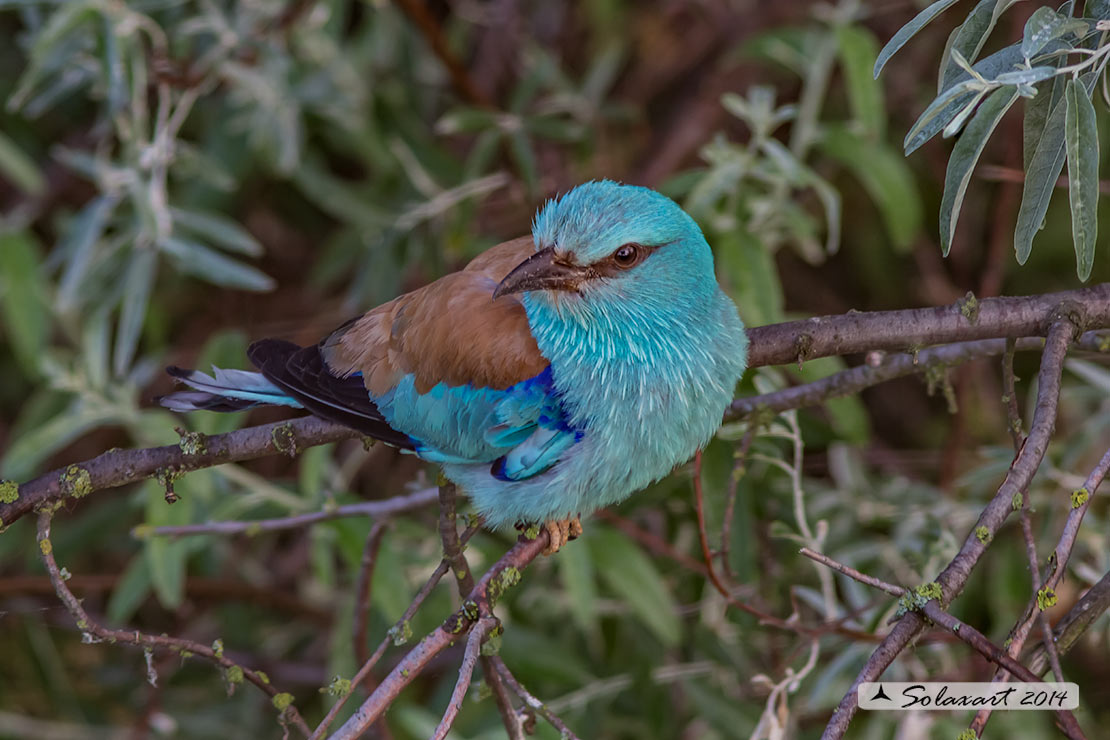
[
  {"xmin": 330, "ymin": 531, "xmax": 549, "ymax": 740},
  {"xmin": 3, "ymin": 286, "xmax": 1107, "ymax": 532},
  {"xmin": 745, "ymin": 284, "xmax": 1107, "ymax": 368},
  {"xmin": 821, "ymin": 317, "xmax": 1080, "ymax": 739},
  {"xmin": 36, "ymin": 511, "xmax": 312, "ymax": 737}
]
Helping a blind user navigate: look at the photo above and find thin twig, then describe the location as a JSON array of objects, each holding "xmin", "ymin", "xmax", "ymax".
[
  {"xmin": 2, "ymin": 415, "xmax": 360, "ymax": 527},
  {"xmin": 431, "ymin": 617, "xmax": 498, "ymax": 740},
  {"xmin": 391, "ymin": 0, "xmax": 493, "ymax": 106},
  {"xmin": 744, "ymin": 283, "xmax": 1108, "ymax": 369},
  {"xmin": 596, "ymin": 510, "xmax": 710, "ymax": 577},
  {"xmin": 147, "ymin": 488, "xmax": 437, "ymax": 537},
  {"xmin": 798, "ymin": 548, "xmax": 903, "ymax": 597},
  {"xmin": 822, "ymin": 315, "xmax": 1080, "ymax": 739},
  {"xmin": 36, "ymin": 511, "xmax": 312, "ymax": 737},
  {"xmin": 310, "ymin": 525, "xmax": 480, "ymax": 739},
  {"xmin": 330, "ymin": 531, "xmax": 549, "ymax": 740},
  {"xmin": 693, "ymin": 450, "xmax": 789, "ymax": 626},
  {"xmin": 353, "ymin": 522, "xmax": 389, "ymax": 667},
  {"xmin": 720, "ymin": 426, "xmax": 756, "ymax": 581},
  {"xmin": 436, "ymin": 483, "xmax": 520, "ymax": 738},
  {"xmin": 921, "ymin": 601, "xmax": 1086, "ymax": 740},
  {"xmin": 492, "ymin": 657, "xmax": 583, "ymax": 740},
  {"xmin": 438, "ymin": 483, "xmax": 475, "ymax": 592},
  {"xmin": 1002, "ymin": 337, "xmax": 1025, "ymax": 452},
  {"xmin": 1029, "ymin": 552, "xmax": 1110, "ymax": 674},
  {"xmin": 967, "ymin": 338, "xmax": 1038, "ymax": 735},
  {"xmin": 972, "ymin": 445, "xmax": 1110, "ymax": 735},
  {"xmin": 729, "ymin": 331, "xmax": 1107, "ymax": 421},
  {"xmin": 5, "ymin": 290, "xmax": 1108, "ymax": 532},
  {"xmin": 692, "ymin": 453, "xmax": 879, "ymax": 642},
  {"xmin": 801, "ymin": 547, "xmax": 1085, "ymax": 738}
]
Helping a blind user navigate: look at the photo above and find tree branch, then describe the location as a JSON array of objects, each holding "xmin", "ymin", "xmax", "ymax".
[
  {"xmin": 801, "ymin": 547, "xmax": 1086, "ymax": 739},
  {"xmin": 145, "ymin": 488, "xmax": 437, "ymax": 538},
  {"xmin": 309, "ymin": 524, "xmax": 480, "ymax": 739},
  {"xmin": 4, "ymin": 287, "xmax": 1107, "ymax": 533},
  {"xmin": 729, "ymin": 331, "xmax": 1107, "ymax": 420},
  {"xmin": 921, "ymin": 600, "xmax": 1086, "ymax": 740},
  {"xmin": 493, "ymin": 657, "xmax": 583, "ymax": 740},
  {"xmin": 36, "ymin": 511, "xmax": 312, "ymax": 737},
  {"xmin": 353, "ymin": 522, "xmax": 389, "ymax": 667},
  {"xmin": 330, "ymin": 531, "xmax": 549, "ymax": 740},
  {"xmin": 2, "ymin": 415, "xmax": 360, "ymax": 528},
  {"xmin": 821, "ymin": 316, "xmax": 1080, "ymax": 739},
  {"xmin": 745, "ymin": 284, "xmax": 1107, "ymax": 368},
  {"xmin": 436, "ymin": 483, "xmax": 522, "ymax": 739},
  {"xmin": 431, "ymin": 616, "xmax": 498, "ymax": 740}
]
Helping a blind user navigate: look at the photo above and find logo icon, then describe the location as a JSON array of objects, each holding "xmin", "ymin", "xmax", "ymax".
[{"xmin": 869, "ymin": 685, "xmax": 892, "ymax": 702}]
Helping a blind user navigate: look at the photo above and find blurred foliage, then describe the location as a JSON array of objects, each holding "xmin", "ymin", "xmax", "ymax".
[
  {"xmin": 876, "ymin": 0, "xmax": 1110, "ymax": 279},
  {"xmin": 0, "ymin": 1, "xmax": 1109, "ymax": 739}
]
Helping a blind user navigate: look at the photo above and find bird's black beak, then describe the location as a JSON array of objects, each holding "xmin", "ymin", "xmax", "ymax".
[{"xmin": 493, "ymin": 247, "xmax": 588, "ymax": 299}]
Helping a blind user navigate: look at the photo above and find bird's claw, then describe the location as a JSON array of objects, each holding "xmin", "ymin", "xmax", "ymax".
[{"xmin": 542, "ymin": 515, "xmax": 582, "ymax": 556}]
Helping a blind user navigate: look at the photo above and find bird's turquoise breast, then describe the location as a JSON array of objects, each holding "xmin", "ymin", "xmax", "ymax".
[{"xmin": 445, "ymin": 289, "xmax": 747, "ymax": 529}]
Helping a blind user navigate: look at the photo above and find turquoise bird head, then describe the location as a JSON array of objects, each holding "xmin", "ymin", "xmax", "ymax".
[{"xmin": 494, "ymin": 180, "xmax": 718, "ymax": 312}]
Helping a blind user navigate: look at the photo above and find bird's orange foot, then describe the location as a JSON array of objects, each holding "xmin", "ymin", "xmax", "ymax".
[{"xmin": 542, "ymin": 516, "xmax": 583, "ymax": 556}]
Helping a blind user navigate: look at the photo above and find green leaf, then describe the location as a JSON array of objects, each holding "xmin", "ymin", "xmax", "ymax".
[
  {"xmin": 874, "ymin": 0, "xmax": 963, "ymax": 78},
  {"xmin": 106, "ymin": 555, "xmax": 152, "ymax": 624},
  {"xmin": 589, "ymin": 528, "xmax": 682, "ymax": 647},
  {"xmin": 557, "ymin": 534, "xmax": 600, "ymax": 635},
  {"xmin": 1023, "ymin": 63, "xmax": 1065, "ymax": 170},
  {"xmin": 713, "ymin": 230, "xmax": 783, "ymax": 327},
  {"xmin": 1064, "ymin": 78, "xmax": 1098, "ymax": 280},
  {"xmin": 941, "ymin": 88, "xmax": 989, "ymax": 139},
  {"xmin": 0, "ymin": 230, "xmax": 49, "ymax": 377},
  {"xmin": 819, "ymin": 126, "xmax": 922, "ymax": 252},
  {"xmin": 940, "ymin": 87, "xmax": 1020, "ymax": 255},
  {"xmin": 1015, "ymin": 72, "xmax": 1095, "ymax": 263},
  {"xmin": 1087, "ymin": 0, "xmax": 1110, "ymax": 18},
  {"xmin": 8, "ymin": 0, "xmax": 99, "ymax": 111},
  {"xmin": 1021, "ymin": 6, "xmax": 1087, "ymax": 61},
  {"xmin": 0, "ymin": 130, "xmax": 44, "ymax": 194},
  {"xmin": 113, "ymin": 247, "xmax": 157, "ymax": 376},
  {"xmin": 0, "ymin": 403, "xmax": 116, "ymax": 481},
  {"xmin": 993, "ymin": 66, "xmax": 1059, "ymax": 86},
  {"xmin": 57, "ymin": 195, "xmax": 116, "ymax": 311},
  {"xmin": 160, "ymin": 237, "xmax": 275, "ymax": 292},
  {"xmin": 1067, "ymin": 358, "xmax": 1110, "ymax": 394},
  {"xmin": 938, "ymin": 0, "xmax": 1020, "ymax": 92},
  {"xmin": 508, "ymin": 130, "xmax": 538, "ymax": 195},
  {"xmin": 435, "ymin": 107, "xmax": 500, "ymax": 135},
  {"xmin": 906, "ymin": 41, "xmax": 1033, "ymax": 154},
  {"xmin": 836, "ymin": 26, "xmax": 884, "ymax": 138},
  {"xmin": 82, "ymin": 306, "xmax": 111, "ymax": 391},
  {"xmin": 904, "ymin": 79, "xmax": 981, "ymax": 154},
  {"xmin": 170, "ymin": 207, "xmax": 263, "ymax": 256},
  {"xmin": 143, "ymin": 480, "xmax": 189, "ymax": 610},
  {"xmin": 794, "ymin": 357, "xmax": 871, "ymax": 444},
  {"xmin": 759, "ymin": 139, "xmax": 841, "ymax": 254}
]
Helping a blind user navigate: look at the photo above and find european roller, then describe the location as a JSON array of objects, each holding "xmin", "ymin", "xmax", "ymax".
[{"xmin": 161, "ymin": 181, "xmax": 748, "ymax": 552}]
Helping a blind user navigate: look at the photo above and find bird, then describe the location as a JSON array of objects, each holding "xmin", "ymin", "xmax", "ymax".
[{"xmin": 160, "ymin": 180, "xmax": 749, "ymax": 553}]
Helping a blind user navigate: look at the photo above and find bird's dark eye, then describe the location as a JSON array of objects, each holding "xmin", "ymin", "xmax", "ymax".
[{"xmin": 612, "ymin": 244, "xmax": 640, "ymax": 268}]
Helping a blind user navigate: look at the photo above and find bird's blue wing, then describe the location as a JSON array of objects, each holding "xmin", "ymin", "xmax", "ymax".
[{"xmin": 374, "ymin": 365, "xmax": 582, "ymax": 480}]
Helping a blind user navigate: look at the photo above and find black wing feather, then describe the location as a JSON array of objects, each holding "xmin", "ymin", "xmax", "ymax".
[{"xmin": 247, "ymin": 338, "xmax": 415, "ymax": 450}]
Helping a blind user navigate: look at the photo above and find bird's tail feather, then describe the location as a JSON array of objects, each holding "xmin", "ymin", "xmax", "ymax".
[
  {"xmin": 158, "ymin": 367, "xmax": 303, "ymax": 412},
  {"xmin": 159, "ymin": 338, "xmax": 416, "ymax": 450}
]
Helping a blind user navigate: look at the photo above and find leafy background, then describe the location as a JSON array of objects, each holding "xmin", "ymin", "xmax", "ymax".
[{"xmin": 1, "ymin": 0, "xmax": 1109, "ymax": 738}]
